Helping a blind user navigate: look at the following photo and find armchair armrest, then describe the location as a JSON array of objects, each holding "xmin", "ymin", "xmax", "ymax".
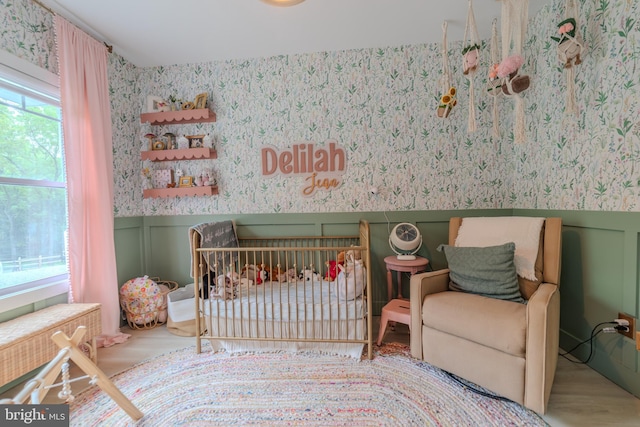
[
  {"xmin": 409, "ymin": 269, "xmax": 450, "ymax": 359},
  {"xmin": 525, "ymin": 282, "xmax": 560, "ymax": 414}
]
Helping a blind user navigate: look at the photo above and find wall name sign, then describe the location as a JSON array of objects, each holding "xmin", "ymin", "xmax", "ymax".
[{"xmin": 261, "ymin": 141, "xmax": 347, "ymax": 196}]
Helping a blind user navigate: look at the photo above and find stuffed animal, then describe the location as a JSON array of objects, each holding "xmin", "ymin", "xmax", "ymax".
[
  {"xmin": 157, "ymin": 101, "xmax": 170, "ymax": 112},
  {"xmin": 300, "ymin": 269, "xmax": 322, "ymax": 283},
  {"xmin": 275, "ymin": 268, "xmax": 297, "ymax": 283},
  {"xmin": 325, "ymin": 251, "xmax": 347, "ymax": 282},
  {"xmin": 325, "ymin": 260, "xmax": 338, "ymax": 281},
  {"xmin": 241, "ymin": 264, "xmax": 267, "ymax": 284}
]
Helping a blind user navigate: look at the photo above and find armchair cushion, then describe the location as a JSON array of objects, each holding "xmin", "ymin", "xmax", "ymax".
[
  {"xmin": 438, "ymin": 242, "xmax": 524, "ymax": 303},
  {"xmin": 422, "ymin": 291, "xmax": 527, "ymax": 357}
]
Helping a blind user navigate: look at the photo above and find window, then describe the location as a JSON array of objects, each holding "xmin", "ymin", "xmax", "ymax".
[{"xmin": 0, "ymin": 52, "xmax": 68, "ymax": 309}]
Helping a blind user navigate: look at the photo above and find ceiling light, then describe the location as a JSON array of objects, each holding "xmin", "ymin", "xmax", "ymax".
[{"xmin": 261, "ymin": 0, "xmax": 305, "ymax": 7}]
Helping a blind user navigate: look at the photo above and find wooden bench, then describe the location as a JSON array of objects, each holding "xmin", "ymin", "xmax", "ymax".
[{"xmin": 0, "ymin": 303, "xmax": 101, "ymax": 387}]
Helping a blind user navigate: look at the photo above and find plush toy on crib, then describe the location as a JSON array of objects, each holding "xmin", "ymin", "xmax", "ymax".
[
  {"xmin": 299, "ymin": 268, "xmax": 322, "ymax": 283},
  {"xmin": 325, "ymin": 251, "xmax": 346, "ymax": 281},
  {"xmin": 332, "ymin": 249, "xmax": 366, "ymax": 301},
  {"xmin": 241, "ymin": 264, "xmax": 268, "ymax": 284}
]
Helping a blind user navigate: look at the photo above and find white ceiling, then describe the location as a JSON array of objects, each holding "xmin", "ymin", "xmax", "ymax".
[{"xmin": 41, "ymin": 0, "xmax": 552, "ymax": 68}]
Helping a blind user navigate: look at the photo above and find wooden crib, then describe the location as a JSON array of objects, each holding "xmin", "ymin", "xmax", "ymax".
[{"xmin": 191, "ymin": 220, "xmax": 373, "ymax": 359}]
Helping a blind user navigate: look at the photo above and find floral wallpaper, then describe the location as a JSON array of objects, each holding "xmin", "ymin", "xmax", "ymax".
[
  {"xmin": 519, "ymin": 0, "xmax": 640, "ymax": 211},
  {"xmin": 2, "ymin": 0, "xmax": 639, "ymax": 216},
  {"xmin": 0, "ymin": 0, "xmax": 56, "ymax": 74}
]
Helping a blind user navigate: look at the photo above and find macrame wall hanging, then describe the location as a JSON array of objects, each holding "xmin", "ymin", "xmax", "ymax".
[
  {"xmin": 551, "ymin": 0, "xmax": 584, "ymax": 115},
  {"xmin": 487, "ymin": 19, "xmax": 502, "ymax": 138},
  {"xmin": 462, "ymin": 0, "xmax": 480, "ymax": 133},
  {"xmin": 437, "ymin": 21, "xmax": 457, "ymax": 119},
  {"xmin": 498, "ymin": 0, "xmax": 530, "ymax": 144}
]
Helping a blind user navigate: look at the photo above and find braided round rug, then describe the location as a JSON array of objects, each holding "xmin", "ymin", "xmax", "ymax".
[{"xmin": 70, "ymin": 343, "xmax": 546, "ymax": 426}]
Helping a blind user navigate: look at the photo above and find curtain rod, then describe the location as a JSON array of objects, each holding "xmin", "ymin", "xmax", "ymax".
[{"xmin": 31, "ymin": 0, "xmax": 113, "ymax": 53}]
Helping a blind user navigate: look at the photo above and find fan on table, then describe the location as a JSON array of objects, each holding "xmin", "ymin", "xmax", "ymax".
[{"xmin": 389, "ymin": 223, "xmax": 422, "ymax": 260}]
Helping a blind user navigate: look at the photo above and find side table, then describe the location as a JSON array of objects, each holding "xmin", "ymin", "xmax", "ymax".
[{"xmin": 384, "ymin": 255, "xmax": 429, "ymax": 301}]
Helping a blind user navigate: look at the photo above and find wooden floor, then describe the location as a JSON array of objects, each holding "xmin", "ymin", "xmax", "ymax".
[{"xmin": 3, "ymin": 318, "xmax": 640, "ymax": 426}]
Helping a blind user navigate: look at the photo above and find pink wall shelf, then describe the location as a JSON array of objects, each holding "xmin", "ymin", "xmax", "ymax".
[
  {"xmin": 143, "ymin": 186, "xmax": 219, "ymax": 199},
  {"xmin": 140, "ymin": 108, "xmax": 216, "ymax": 125},
  {"xmin": 141, "ymin": 147, "xmax": 217, "ymax": 161}
]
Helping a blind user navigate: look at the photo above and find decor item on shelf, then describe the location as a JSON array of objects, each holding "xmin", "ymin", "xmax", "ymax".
[
  {"xmin": 143, "ymin": 133, "xmax": 156, "ymax": 151},
  {"xmin": 146, "ymin": 95, "xmax": 168, "ymax": 113},
  {"xmin": 389, "ymin": 223, "xmax": 422, "ymax": 260},
  {"xmin": 181, "ymin": 101, "xmax": 195, "ymax": 110},
  {"xmin": 437, "ymin": 21, "xmax": 455, "ymax": 119},
  {"xmin": 194, "ymin": 93, "xmax": 208, "ymax": 109},
  {"xmin": 177, "ymin": 135, "xmax": 189, "ymax": 149},
  {"xmin": 203, "ymin": 171, "xmax": 216, "ymax": 186},
  {"xmin": 187, "ymin": 135, "xmax": 205, "ymax": 148},
  {"xmin": 179, "ymin": 176, "xmax": 194, "ymax": 188},
  {"xmin": 152, "ymin": 169, "xmax": 174, "ymax": 189},
  {"xmin": 551, "ymin": 0, "xmax": 584, "ymax": 115},
  {"xmin": 462, "ymin": 0, "xmax": 480, "ymax": 132},
  {"xmin": 152, "ymin": 140, "xmax": 166, "ymax": 150},
  {"xmin": 164, "ymin": 132, "xmax": 176, "ymax": 149},
  {"xmin": 167, "ymin": 95, "xmax": 178, "ymax": 111},
  {"xmin": 203, "ymin": 133, "xmax": 213, "ymax": 149},
  {"xmin": 499, "ymin": 0, "xmax": 530, "ymax": 144},
  {"xmin": 141, "ymin": 167, "xmax": 152, "ymax": 190}
]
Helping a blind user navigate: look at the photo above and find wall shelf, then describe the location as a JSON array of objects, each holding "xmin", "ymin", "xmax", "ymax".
[
  {"xmin": 143, "ymin": 186, "xmax": 218, "ymax": 199},
  {"xmin": 140, "ymin": 108, "xmax": 216, "ymax": 125},
  {"xmin": 141, "ymin": 147, "xmax": 217, "ymax": 161}
]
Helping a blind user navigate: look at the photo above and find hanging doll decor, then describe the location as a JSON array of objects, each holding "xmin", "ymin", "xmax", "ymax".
[
  {"xmin": 462, "ymin": 0, "xmax": 480, "ymax": 133},
  {"xmin": 486, "ymin": 18, "xmax": 502, "ymax": 138},
  {"xmin": 437, "ymin": 21, "xmax": 457, "ymax": 119},
  {"xmin": 499, "ymin": 0, "xmax": 530, "ymax": 144},
  {"xmin": 551, "ymin": 0, "xmax": 584, "ymax": 115}
]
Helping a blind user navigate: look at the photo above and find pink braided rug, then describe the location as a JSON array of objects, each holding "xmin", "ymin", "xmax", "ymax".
[{"xmin": 70, "ymin": 343, "xmax": 546, "ymax": 426}]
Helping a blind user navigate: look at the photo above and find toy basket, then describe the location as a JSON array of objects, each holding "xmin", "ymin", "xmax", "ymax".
[{"xmin": 119, "ymin": 276, "xmax": 178, "ymax": 330}]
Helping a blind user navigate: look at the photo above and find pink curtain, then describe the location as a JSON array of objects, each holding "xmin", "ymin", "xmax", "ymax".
[{"xmin": 55, "ymin": 16, "xmax": 129, "ymax": 347}]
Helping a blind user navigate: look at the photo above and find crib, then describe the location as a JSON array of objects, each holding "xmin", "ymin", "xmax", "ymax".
[{"xmin": 191, "ymin": 220, "xmax": 373, "ymax": 360}]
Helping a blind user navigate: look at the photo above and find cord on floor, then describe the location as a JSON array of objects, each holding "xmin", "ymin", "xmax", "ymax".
[{"xmin": 559, "ymin": 321, "xmax": 618, "ymax": 364}]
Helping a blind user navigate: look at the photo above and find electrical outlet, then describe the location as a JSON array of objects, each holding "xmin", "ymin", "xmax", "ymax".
[{"xmin": 618, "ymin": 312, "xmax": 635, "ymax": 339}]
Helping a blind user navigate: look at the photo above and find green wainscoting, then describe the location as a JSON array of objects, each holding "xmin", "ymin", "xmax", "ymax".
[
  {"xmin": 515, "ymin": 209, "xmax": 640, "ymax": 398},
  {"xmin": 113, "ymin": 210, "xmax": 510, "ymax": 315},
  {"xmin": 110, "ymin": 208, "xmax": 640, "ymax": 399}
]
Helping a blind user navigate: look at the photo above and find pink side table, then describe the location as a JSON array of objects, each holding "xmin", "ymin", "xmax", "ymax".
[{"xmin": 384, "ymin": 255, "xmax": 429, "ymax": 301}]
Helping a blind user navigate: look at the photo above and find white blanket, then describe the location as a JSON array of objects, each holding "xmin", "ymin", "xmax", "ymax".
[{"xmin": 455, "ymin": 216, "xmax": 544, "ymax": 281}]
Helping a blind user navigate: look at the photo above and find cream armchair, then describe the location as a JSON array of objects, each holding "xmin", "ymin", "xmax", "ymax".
[{"xmin": 410, "ymin": 217, "xmax": 562, "ymax": 414}]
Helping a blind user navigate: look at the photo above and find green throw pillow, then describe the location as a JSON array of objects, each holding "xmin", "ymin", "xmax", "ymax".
[{"xmin": 438, "ymin": 242, "xmax": 524, "ymax": 303}]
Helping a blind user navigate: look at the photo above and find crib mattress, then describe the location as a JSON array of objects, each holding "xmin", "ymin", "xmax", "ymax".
[
  {"xmin": 201, "ymin": 280, "xmax": 367, "ymax": 358},
  {"xmin": 202, "ymin": 279, "xmax": 365, "ymax": 321}
]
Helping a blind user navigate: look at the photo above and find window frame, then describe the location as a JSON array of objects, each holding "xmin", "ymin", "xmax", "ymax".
[{"xmin": 0, "ymin": 50, "xmax": 69, "ymax": 313}]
